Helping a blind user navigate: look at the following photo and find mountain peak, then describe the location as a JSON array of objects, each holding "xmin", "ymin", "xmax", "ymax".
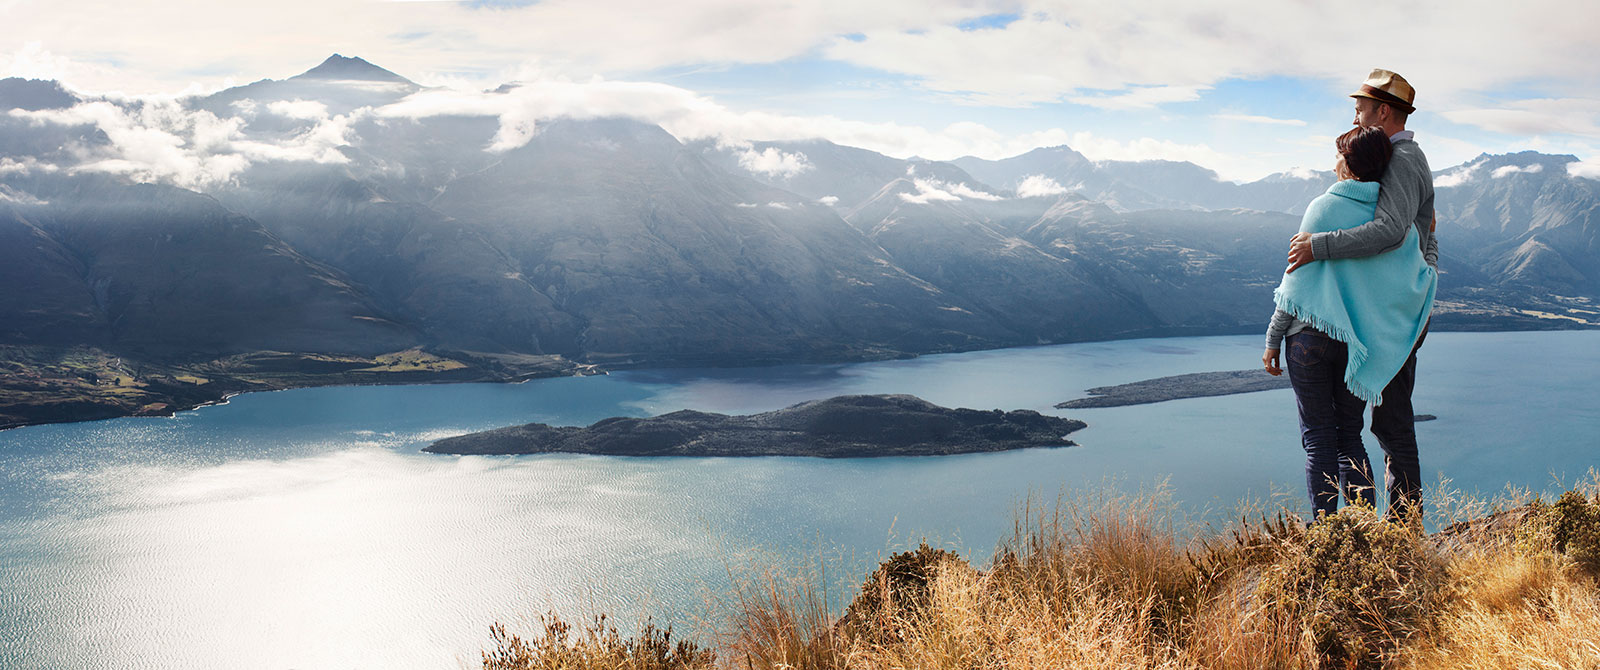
[
  {"xmin": 0, "ymin": 77, "xmax": 78, "ymax": 111},
  {"xmin": 292, "ymin": 54, "xmax": 413, "ymax": 85}
]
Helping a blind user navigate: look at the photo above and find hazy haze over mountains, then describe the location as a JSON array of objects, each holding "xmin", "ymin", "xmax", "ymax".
[{"xmin": 3, "ymin": 55, "xmax": 1597, "ymax": 373}]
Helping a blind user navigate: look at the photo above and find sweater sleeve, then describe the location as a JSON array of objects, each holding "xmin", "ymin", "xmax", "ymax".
[
  {"xmin": 1309, "ymin": 149, "xmax": 1425, "ymax": 261},
  {"xmin": 1265, "ymin": 309, "xmax": 1294, "ymax": 350}
]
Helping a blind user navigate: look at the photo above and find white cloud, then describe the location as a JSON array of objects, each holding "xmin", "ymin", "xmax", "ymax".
[
  {"xmin": 738, "ymin": 147, "xmax": 812, "ymax": 178},
  {"xmin": 1567, "ymin": 161, "xmax": 1600, "ymax": 180},
  {"xmin": 267, "ymin": 99, "xmax": 332, "ymax": 121},
  {"xmin": 766, "ymin": 201, "xmax": 791, "ymax": 209},
  {"xmin": 1212, "ymin": 113, "xmax": 1308, "ymax": 127},
  {"xmin": 825, "ymin": 2, "xmax": 1600, "ymax": 112},
  {"xmin": 0, "ymin": 156, "xmax": 59, "ymax": 175},
  {"xmin": 0, "ymin": 2, "xmax": 999, "ymax": 95},
  {"xmin": 1067, "ymin": 85, "xmax": 1206, "ymax": 111},
  {"xmin": 945, "ymin": 181, "xmax": 1002, "ymax": 201},
  {"xmin": 366, "ymin": 79, "xmax": 1293, "ymax": 180},
  {"xmin": 817, "ymin": 195, "xmax": 840, "ymax": 206},
  {"xmin": 735, "ymin": 202, "xmax": 758, "ymax": 208},
  {"xmin": 897, "ymin": 177, "xmax": 1001, "ymax": 204},
  {"xmin": 1491, "ymin": 163, "xmax": 1543, "ymax": 178},
  {"xmin": 8, "ymin": 98, "xmax": 354, "ymax": 188},
  {"xmin": 899, "ymin": 178, "xmax": 963, "ymax": 204},
  {"xmin": 1016, "ymin": 174, "xmax": 1069, "ymax": 197},
  {"xmin": 1434, "ymin": 160, "xmax": 1484, "ymax": 188},
  {"xmin": 1442, "ymin": 98, "xmax": 1600, "ymax": 137}
]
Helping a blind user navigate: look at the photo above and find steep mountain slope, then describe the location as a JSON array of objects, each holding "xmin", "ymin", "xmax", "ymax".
[
  {"xmin": 1435, "ymin": 152, "xmax": 1600, "ymax": 295},
  {"xmin": 2, "ymin": 174, "xmax": 416, "ymax": 356},
  {"xmin": 846, "ymin": 179, "xmax": 1157, "ymax": 342},
  {"xmin": 419, "ymin": 117, "xmax": 1009, "ymax": 364}
]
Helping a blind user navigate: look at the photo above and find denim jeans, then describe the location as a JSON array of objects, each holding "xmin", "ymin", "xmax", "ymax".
[
  {"xmin": 1285, "ymin": 330, "xmax": 1377, "ymax": 519},
  {"xmin": 1373, "ymin": 326, "xmax": 1427, "ymax": 521}
]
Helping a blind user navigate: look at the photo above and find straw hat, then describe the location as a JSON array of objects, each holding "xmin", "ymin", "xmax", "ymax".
[{"xmin": 1350, "ymin": 69, "xmax": 1416, "ymax": 115}]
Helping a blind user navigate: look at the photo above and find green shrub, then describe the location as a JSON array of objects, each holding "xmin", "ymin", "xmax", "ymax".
[
  {"xmin": 1518, "ymin": 490, "xmax": 1600, "ymax": 576},
  {"xmin": 1257, "ymin": 506, "xmax": 1444, "ymax": 668}
]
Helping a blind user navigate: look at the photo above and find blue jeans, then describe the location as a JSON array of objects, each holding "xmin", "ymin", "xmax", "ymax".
[
  {"xmin": 1286, "ymin": 330, "xmax": 1377, "ymax": 519},
  {"xmin": 1373, "ymin": 326, "xmax": 1426, "ymax": 521}
]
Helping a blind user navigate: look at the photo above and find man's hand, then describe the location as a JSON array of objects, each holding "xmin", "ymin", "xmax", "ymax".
[
  {"xmin": 1263, "ymin": 348, "xmax": 1282, "ymax": 376},
  {"xmin": 1286, "ymin": 232, "xmax": 1315, "ymax": 274}
]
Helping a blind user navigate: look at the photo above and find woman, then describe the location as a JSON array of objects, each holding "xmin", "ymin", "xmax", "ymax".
[{"xmin": 1262, "ymin": 126, "xmax": 1437, "ymax": 521}]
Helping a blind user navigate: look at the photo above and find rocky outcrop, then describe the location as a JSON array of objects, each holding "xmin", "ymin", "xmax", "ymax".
[
  {"xmin": 425, "ymin": 394, "xmax": 1085, "ymax": 457},
  {"xmin": 1057, "ymin": 370, "xmax": 1293, "ymax": 408}
]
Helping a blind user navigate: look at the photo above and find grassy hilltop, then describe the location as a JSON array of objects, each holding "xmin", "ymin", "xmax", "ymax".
[{"xmin": 480, "ymin": 483, "xmax": 1600, "ymax": 670}]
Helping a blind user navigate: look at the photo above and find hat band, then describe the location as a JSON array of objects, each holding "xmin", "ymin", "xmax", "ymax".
[{"xmin": 1359, "ymin": 84, "xmax": 1416, "ymax": 114}]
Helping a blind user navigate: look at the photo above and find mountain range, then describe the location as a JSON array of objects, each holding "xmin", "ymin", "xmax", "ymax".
[{"xmin": 2, "ymin": 55, "xmax": 1597, "ymax": 426}]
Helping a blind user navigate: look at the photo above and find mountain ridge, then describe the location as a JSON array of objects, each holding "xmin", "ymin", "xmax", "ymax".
[{"xmin": 2, "ymin": 55, "xmax": 1596, "ymax": 429}]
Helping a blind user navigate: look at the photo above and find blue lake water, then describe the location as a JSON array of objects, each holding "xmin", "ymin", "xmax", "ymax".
[{"xmin": 2, "ymin": 331, "xmax": 1597, "ymax": 669}]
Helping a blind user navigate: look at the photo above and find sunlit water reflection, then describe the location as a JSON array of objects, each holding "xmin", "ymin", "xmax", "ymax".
[{"xmin": 2, "ymin": 331, "xmax": 1597, "ymax": 668}]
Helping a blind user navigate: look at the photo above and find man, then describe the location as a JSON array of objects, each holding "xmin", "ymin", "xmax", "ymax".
[{"xmin": 1286, "ymin": 68, "xmax": 1438, "ymax": 522}]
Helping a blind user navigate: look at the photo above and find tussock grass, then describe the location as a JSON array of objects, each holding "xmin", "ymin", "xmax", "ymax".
[{"xmin": 483, "ymin": 478, "xmax": 1600, "ymax": 669}]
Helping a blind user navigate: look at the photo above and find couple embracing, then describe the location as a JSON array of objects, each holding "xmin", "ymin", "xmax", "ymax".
[{"xmin": 1262, "ymin": 69, "xmax": 1439, "ymax": 524}]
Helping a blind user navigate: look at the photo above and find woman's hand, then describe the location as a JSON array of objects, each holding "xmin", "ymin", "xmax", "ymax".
[{"xmin": 1263, "ymin": 348, "xmax": 1282, "ymax": 376}]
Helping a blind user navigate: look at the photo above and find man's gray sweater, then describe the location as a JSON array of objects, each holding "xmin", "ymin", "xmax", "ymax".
[
  {"xmin": 1311, "ymin": 138, "xmax": 1437, "ymax": 268},
  {"xmin": 1266, "ymin": 136, "xmax": 1437, "ymax": 350}
]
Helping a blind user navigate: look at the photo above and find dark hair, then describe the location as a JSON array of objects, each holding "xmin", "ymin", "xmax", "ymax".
[{"xmin": 1336, "ymin": 126, "xmax": 1393, "ymax": 182}]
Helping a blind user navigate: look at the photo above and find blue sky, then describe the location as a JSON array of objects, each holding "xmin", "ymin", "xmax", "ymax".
[{"xmin": 5, "ymin": 0, "xmax": 1599, "ymax": 181}]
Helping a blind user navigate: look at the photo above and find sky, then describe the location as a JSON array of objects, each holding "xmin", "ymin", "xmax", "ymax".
[{"xmin": 5, "ymin": 0, "xmax": 1600, "ymax": 183}]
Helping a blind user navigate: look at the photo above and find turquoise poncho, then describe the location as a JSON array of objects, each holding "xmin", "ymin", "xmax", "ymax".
[{"xmin": 1274, "ymin": 180, "xmax": 1437, "ymax": 405}]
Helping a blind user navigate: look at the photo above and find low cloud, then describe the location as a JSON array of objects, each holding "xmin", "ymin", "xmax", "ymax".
[
  {"xmin": 267, "ymin": 99, "xmax": 332, "ymax": 121},
  {"xmin": 0, "ymin": 156, "xmax": 60, "ymax": 175},
  {"xmin": 899, "ymin": 177, "xmax": 999, "ymax": 204},
  {"xmin": 1491, "ymin": 163, "xmax": 1544, "ymax": 178},
  {"xmin": 738, "ymin": 147, "xmax": 812, "ymax": 178},
  {"xmin": 1434, "ymin": 161, "xmax": 1484, "ymax": 188},
  {"xmin": 8, "ymin": 97, "xmax": 355, "ymax": 188},
  {"xmin": 766, "ymin": 201, "xmax": 791, "ymax": 209},
  {"xmin": 945, "ymin": 181, "xmax": 1002, "ymax": 200},
  {"xmin": 1016, "ymin": 174, "xmax": 1069, "ymax": 197},
  {"xmin": 817, "ymin": 195, "xmax": 839, "ymax": 206},
  {"xmin": 1567, "ymin": 161, "xmax": 1600, "ymax": 180},
  {"xmin": 899, "ymin": 178, "xmax": 963, "ymax": 204}
]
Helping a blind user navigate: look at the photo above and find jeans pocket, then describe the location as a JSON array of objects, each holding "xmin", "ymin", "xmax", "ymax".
[{"xmin": 1288, "ymin": 336, "xmax": 1326, "ymax": 368}]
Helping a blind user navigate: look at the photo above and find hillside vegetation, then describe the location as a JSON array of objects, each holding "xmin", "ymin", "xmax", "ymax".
[{"xmin": 481, "ymin": 482, "xmax": 1600, "ymax": 669}]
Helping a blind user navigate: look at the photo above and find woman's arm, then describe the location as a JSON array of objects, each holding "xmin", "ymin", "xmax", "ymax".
[{"xmin": 1264, "ymin": 309, "xmax": 1292, "ymax": 376}]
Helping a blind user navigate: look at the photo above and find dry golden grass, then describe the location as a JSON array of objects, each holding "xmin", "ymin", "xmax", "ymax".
[{"xmin": 483, "ymin": 480, "xmax": 1600, "ymax": 670}]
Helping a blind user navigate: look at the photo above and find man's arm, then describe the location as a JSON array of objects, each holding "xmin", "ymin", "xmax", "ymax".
[
  {"xmin": 1310, "ymin": 175, "xmax": 1416, "ymax": 259},
  {"xmin": 1287, "ymin": 147, "xmax": 1426, "ymax": 272}
]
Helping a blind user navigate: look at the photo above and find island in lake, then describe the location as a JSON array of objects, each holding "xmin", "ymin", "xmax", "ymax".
[
  {"xmin": 425, "ymin": 394, "xmax": 1086, "ymax": 457},
  {"xmin": 1056, "ymin": 369, "xmax": 1436, "ymax": 421}
]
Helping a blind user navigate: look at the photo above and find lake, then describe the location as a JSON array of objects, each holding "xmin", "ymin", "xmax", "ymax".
[{"xmin": 2, "ymin": 330, "xmax": 1597, "ymax": 669}]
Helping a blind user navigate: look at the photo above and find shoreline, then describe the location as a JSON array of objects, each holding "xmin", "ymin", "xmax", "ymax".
[
  {"xmin": 0, "ymin": 348, "xmax": 591, "ymax": 432},
  {"xmin": 5, "ymin": 324, "xmax": 1592, "ymax": 431}
]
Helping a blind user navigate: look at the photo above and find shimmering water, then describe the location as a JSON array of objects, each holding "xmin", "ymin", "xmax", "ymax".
[{"xmin": 2, "ymin": 331, "xmax": 1597, "ymax": 669}]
